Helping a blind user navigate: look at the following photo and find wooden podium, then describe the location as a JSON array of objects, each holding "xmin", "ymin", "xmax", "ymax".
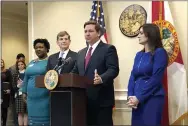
[{"xmin": 35, "ymin": 73, "xmax": 92, "ymax": 126}]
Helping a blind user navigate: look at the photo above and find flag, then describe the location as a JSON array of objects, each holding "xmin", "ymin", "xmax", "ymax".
[
  {"xmin": 90, "ymin": 1, "xmax": 108, "ymax": 43},
  {"xmin": 147, "ymin": 1, "xmax": 188, "ymax": 125}
]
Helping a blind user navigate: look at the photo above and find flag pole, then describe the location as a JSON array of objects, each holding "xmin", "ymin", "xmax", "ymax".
[
  {"xmin": 159, "ymin": 0, "xmax": 163, "ymax": 38},
  {"xmin": 97, "ymin": 1, "xmax": 100, "ymax": 22}
]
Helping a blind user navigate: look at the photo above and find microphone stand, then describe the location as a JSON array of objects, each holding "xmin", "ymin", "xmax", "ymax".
[
  {"xmin": 56, "ymin": 61, "xmax": 66, "ymax": 71},
  {"xmin": 56, "ymin": 57, "xmax": 71, "ymax": 71}
]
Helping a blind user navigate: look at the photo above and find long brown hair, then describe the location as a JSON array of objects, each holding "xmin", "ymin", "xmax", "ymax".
[
  {"xmin": 140, "ymin": 23, "xmax": 163, "ymax": 54},
  {"xmin": 16, "ymin": 60, "xmax": 26, "ymax": 71},
  {"xmin": 1, "ymin": 59, "xmax": 5, "ymax": 70}
]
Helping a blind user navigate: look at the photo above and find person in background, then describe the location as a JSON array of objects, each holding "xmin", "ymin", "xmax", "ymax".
[
  {"xmin": 9, "ymin": 53, "xmax": 25, "ymax": 75},
  {"xmin": 1, "ymin": 59, "xmax": 12, "ymax": 126},
  {"xmin": 127, "ymin": 23, "xmax": 168, "ymax": 126},
  {"xmin": 9, "ymin": 53, "xmax": 25, "ymax": 126},
  {"xmin": 12, "ymin": 60, "xmax": 28, "ymax": 126},
  {"xmin": 22, "ymin": 38, "xmax": 50, "ymax": 126}
]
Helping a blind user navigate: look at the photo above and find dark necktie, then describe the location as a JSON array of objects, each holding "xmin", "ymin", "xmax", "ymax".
[
  {"xmin": 85, "ymin": 47, "xmax": 93, "ymax": 69},
  {"xmin": 58, "ymin": 52, "xmax": 64, "ymax": 74}
]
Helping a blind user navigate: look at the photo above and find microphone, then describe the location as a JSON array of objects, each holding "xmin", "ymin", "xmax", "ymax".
[
  {"xmin": 53, "ymin": 57, "xmax": 63, "ymax": 70},
  {"xmin": 63, "ymin": 57, "xmax": 72, "ymax": 65},
  {"xmin": 56, "ymin": 57, "xmax": 72, "ymax": 71}
]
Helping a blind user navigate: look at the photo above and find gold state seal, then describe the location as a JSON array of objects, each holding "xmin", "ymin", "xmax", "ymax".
[
  {"xmin": 44, "ymin": 70, "xmax": 59, "ymax": 90},
  {"xmin": 119, "ymin": 4, "xmax": 147, "ymax": 37},
  {"xmin": 153, "ymin": 20, "xmax": 180, "ymax": 66}
]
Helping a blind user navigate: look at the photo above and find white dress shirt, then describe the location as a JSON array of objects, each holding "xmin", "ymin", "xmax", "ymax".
[
  {"xmin": 58, "ymin": 49, "xmax": 69, "ymax": 74},
  {"xmin": 85, "ymin": 39, "xmax": 100, "ymax": 57},
  {"xmin": 59, "ymin": 49, "xmax": 69, "ymax": 59}
]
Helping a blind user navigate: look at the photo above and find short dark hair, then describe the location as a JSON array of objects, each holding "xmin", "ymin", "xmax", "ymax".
[
  {"xmin": 16, "ymin": 53, "xmax": 25, "ymax": 60},
  {"xmin": 57, "ymin": 31, "xmax": 70, "ymax": 40},
  {"xmin": 84, "ymin": 20, "xmax": 101, "ymax": 33},
  {"xmin": 16, "ymin": 60, "xmax": 26, "ymax": 71},
  {"xmin": 33, "ymin": 38, "xmax": 50, "ymax": 53}
]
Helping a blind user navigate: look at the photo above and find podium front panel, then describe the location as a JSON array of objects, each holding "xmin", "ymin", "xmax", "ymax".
[{"xmin": 50, "ymin": 91, "xmax": 72, "ymax": 126}]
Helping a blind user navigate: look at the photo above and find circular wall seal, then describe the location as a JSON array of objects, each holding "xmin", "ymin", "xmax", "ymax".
[
  {"xmin": 153, "ymin": 20, "xmax": 180, "ymax": 66},
  {"xmin": 44, "ymin": 70, "xmax": 59, "ymax": 90},
  {"xmin": 119, "ymin": 4, "xmax": 147, "ymax": 37}
]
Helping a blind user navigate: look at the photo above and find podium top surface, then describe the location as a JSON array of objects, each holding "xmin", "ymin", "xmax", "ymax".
[{"xmin": 36, "ymin": 73, "xmax": 93, "ymax": 89}]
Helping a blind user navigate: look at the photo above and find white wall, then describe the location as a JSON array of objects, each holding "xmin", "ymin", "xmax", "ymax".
[
  {"xmin": 28, "ymin": 2, "xmax": 92, "ymax": 60},
  {"xmin": 28, "ymin": 1, "xmax": 187, "ymax": 90},
  {"xmin": 2, "ymin": 11, "xmax": 28, "ymax": 67}
]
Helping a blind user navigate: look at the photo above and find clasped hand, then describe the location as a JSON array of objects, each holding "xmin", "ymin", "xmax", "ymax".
[
  {"xmin": 17, "ymin": 79, "xmax": 23, "ymax": 88},
  {"xmin": 126, "ymin": 96, "xmax": 139, "ymax": 109}
]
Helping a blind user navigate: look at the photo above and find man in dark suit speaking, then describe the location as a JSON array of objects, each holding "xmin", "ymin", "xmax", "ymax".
[
  {"xmin": 71, "ymin": 20, "xmax": 119, "ymax": 126},
  {"xmin": 47, "ymin": 31, "xmax": 77, "ymax": 73}
]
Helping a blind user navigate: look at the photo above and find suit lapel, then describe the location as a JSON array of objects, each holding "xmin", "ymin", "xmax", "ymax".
[
  {"xmin": 53, "ymin": 52, "xmax": 60, "ymax": 67},
  {"xmin": 55, "ymin": 52, "xmax": 60, "ymax": 60},
  {"xmin": 80, "ymin": 48, "xmax": 88, "ymax": 74},
  {"xmin": 65, "ymin": 50, "xmax": 71, "ymax": 60},
  {"xmin": 60, "ymin": 50, "xmax": 71, "ymax": 73},
  {"xmin": 85, "ymin": 41, "xmax": 103, "ymax": 73}
]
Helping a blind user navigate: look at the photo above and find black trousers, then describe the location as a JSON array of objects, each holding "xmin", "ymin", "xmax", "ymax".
[
  {"xmin": 1, "ymin": 107, "xmax": 8, "ymax": 126},
  {"xmin": 87, "ymin": 105, "xmax": 113, "ymax": 126}
]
